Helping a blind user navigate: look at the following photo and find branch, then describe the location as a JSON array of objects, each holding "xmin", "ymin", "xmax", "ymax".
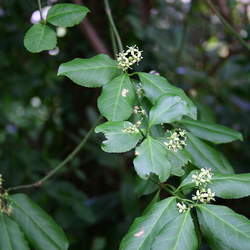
[
  {"xmin": 206, "ymin": 0, "xmax": 250, "ymax": 51},
  {"xmin": 8, "ymin": 116, "xmax": 103, "ymax": 192},
  {"xmin": 74, "ymin": 0, "xmax": 111, "ymax": 55},
  {"xmin": 104, "ymin": 0, "xmax": 123, "ymax": 52}
]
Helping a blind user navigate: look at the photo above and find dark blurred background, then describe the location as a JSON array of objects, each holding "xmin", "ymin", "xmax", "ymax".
[{"xmin": 0, "ymin": 0, "xmax": 250, "ymax": 249}]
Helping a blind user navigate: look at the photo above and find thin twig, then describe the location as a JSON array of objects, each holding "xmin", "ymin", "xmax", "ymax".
[
  {"xmin": 74, "ymin": 0, "xmax": 110, "ymax": 55},
  {"xmin": 8, "ymin": 116, "xmax": 103, "ymax": 192},
  {"xmin": 104, "ymin": 0, "xmax": 123, "ymax": 52},
  {"xmin": 110, "ymin": 26, "xmax": 118, "ymax": 57},
  {"xmin": 206, "ymin": 0, "xmax": 250, "ymax": 51},
  {"xmin": 37, "ymin": 0, "xmax": 43, "ymax": 21}
]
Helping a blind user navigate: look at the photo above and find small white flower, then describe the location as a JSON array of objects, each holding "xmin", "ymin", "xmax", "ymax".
[
  {"xmin": 177, "ymin": 202, "xmax": 188, "ymax": 213},
  {"xmin": 121, "ymin": 88, "xmax": 129, "ymax": 97}
]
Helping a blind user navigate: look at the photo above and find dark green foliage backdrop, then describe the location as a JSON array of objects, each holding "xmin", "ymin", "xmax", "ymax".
[{"xmin": 0, "ymin": 0, "xmax": 250, "ymax": 249}]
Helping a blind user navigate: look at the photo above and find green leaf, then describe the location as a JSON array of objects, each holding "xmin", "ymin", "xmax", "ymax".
[
  {"xmin": 138, "ymin": 73, "xmax": 197, "ymax": 119},
  {"xmin": 97, "ymin": 74, "xmax": 136, "ymax": 121},
  {"xmin": 149, "ymin": 94, "xmax": 190, "ymax": 127},
  {"xmin": 134, "ymin": 176, "xmax": 158, "ymax": 197},
  {"xmin": 95, "ymin": 121, "xmax": 142, "ymax": 153},
  {"xmin": 58, "ymin": 54, "xmax": 121, "ymax": 87},
  {"xmin": 197, "ymin": 204, "xmax": 250, "ymax": 250},
  {"xmin": 152, "ymin": 211, "xmax": 198, "ymax": 250},
  {"xmin": 133, "ymin": 136, "xmax": 171, "ymax": 182},
  {"xmin": 0, "ymin": 214, "xmax": 30, "ymax": 250},
  {"xmin": 47, "ymin": 3, "xmax": 89, "ymax": 27},
  {"xmin": 178, "ymin": 171, "xmax": 250, "ymax": 199},
  {"xmin": 24, "ymin": 24, "xmax": 57, "ymax": 53},
  {"xmin": 119, "ymin": 197, "xmax": 178, "ymax": 250},
  {"xmin": 166, "ymin": 149, "xmax": 191, "ymax": 177},
  {"xmin": 10, "ymin": 194, "xmax": 69, "ymax": 250},
  {"xmin": 186, "ymin": 133, "xmax": 234, "ymax": 174},
  {"xmin": 179, "ymin": 118, "xmax": 243, "ymax": 144}
]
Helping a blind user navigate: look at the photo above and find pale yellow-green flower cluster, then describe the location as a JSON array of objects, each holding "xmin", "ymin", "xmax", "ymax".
[
  {"xmin": 122, "ymin": 120, "xmax": 141, "ymax": 134},
  {"xmin": 117, "ymin": 46, "xmax": 143, "ymax": 71},
  {"xmin": 192, "ymin": 168, "xmax": 215, "ymax": 204},
  {"xmin": 164, "ymin": 128, "xmax": 187, "ymax": 152},
  {"xmin": 0, "ymin": 174, "xmax": 12, "ymax": 216},
  {"xmin": 192, "ymin": 168, "xmax": 213, "ymax": 186},
  {"xmin": 192, "ymin": 188, "xmax": 215, "ymax": 203}
]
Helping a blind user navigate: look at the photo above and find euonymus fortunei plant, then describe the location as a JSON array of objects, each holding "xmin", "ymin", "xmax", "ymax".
[{"xmin": 1, "ymin": 1, "xmax": 250, "ymax": 250}]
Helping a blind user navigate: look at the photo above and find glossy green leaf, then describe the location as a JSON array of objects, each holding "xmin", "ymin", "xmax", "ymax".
[
  {"xmin": 138, "ymin": 73, "xmax": 197, "ymax": 119},
  {"xmin": 179, "ymin": 118, "xmax": 243, "ymax": 144},
  {"xmin": 152, "ymin": 211, "xmax": 198, "ymax": 250},
  {"xmin": 24, "ymin": 24, "xmax": 57, "ymax": 53},
  {"xmin": 133, "ymin": 136, "xmax": 171, "ymax": 182},
  {"xmin": 47, "ymin": 3, "xmax": 89, "ymax": 27},
  {"xmin": 0, "ymin": 214, "xmax": 30, "ymax": 250},
  {"xmin": 10, "ymin": 194, "xmax": 69, "ymax": 250},
  {"xmin": 166, "ymin": 149, "xmax": 191, "ymax": 177},
  {"xmin": 149, "ymin": 94, "xmax": 189, "ymax": 127},
  {"xmin": 58, "ymin": 54, "xmax": 121, "ymax": 87},
  {"xmin": 186, "ymin": 133, "xmax": 234, "ymax": 174},
  {"xmin": 197, "ymin": 204, "xmax": 250, "ymax": 250},
  {"xmin": 134, "ymin": 176, "xmax": 158, "ymax": 197},
  {"xmin": 95, "ymin": 121, "xmax": 142, "ymax": 153},
  {"xmin": 97, "ymin": 74, "xmax": 136, "ymax": 121},
  {"xmin": 178, "ymin": 171, "xmax": 250, "ymax": 199},
  {"xmin": 120, "ymin": 197, "xmax": 178, "ymax": 250}
]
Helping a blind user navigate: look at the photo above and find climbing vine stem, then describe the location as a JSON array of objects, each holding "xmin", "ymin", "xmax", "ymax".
[
  {"xmin": 8, "ymin": 116, "xmax": 103, "ymax": 192},
  {"xmin": 104, "ymin": 0, "xmax": 123, "ymax": 52}
]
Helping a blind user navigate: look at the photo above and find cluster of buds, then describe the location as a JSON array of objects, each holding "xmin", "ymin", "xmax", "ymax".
[
  {"xmin": 192, "ymin": 188, "xmax": 215, "ymax": 203},
  {"xmin": 191, "ymin": 168, "xmax": 215, "ymax": 204},
  {"xmin": 133, "ymin": 106, "xmax": 147, "ymax": 116},
  {"xmin": 164, "ymin": 128, "xmax": 187, "ymax": 152},
  {"xmin": 122, "ymin": 120, "xmax": 142, "ymax": 134},
  {"xmin": 176, "ymin": 202, "xmax": 188, "ymax": 213},
  {"xmin": 117, "ymin": 46, "xmax": 143, "ymax": 71},
  {"xmin": 192, "ymin": 168, "xmax": 213, "ymax": 186},
  {"xmin": 0, "ymin": 174, "xmax": 12, "ymax": 216}
]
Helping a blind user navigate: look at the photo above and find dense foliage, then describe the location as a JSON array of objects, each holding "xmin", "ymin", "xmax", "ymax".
[{"xmin": 0, "ymin": 0, "xmax": 250, "ymax": 249}]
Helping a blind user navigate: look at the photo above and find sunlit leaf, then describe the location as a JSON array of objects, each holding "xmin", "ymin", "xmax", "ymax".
[
  {"xmin": 58, "ymin": 54, "xmax": 121, "ymax": 87},
  {"xmin": 47, "ymin": 3, "xmax": 89, "ymax": 27},
  {"xmin": 138, "ymin": 73, "xmax": 197, "ymax": 119},
  {"xmin": 95, "ymin": 121, "xmax": 142, "ymax": 153},
  {"xmin": 133, "ymin": 136, "xmax": 171, "ymax": 182},
  {"xmin": 97, "ymin": 74, "xmax": 136, "ymax": 121},
  {"xmin": 24, "ymin": 24, "xmax": 57, "ymax": 53},
  {"xmin": 149, "ymin": 94, "xmax": 190, "ymax": 127}
]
